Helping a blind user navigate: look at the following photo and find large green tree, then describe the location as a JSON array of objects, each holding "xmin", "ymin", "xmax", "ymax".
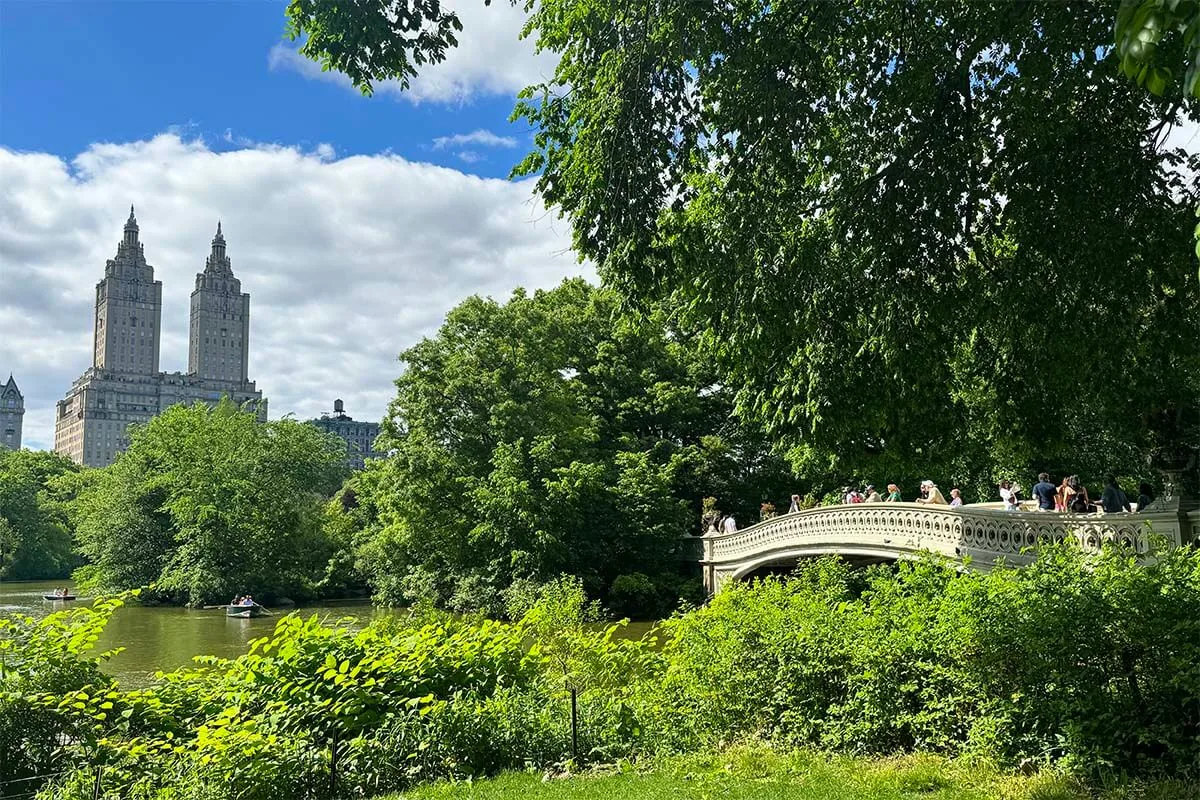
[
  {"xmin": 340, "ymin": 280, "xmax": 794, "ymax": 614},
  {"xmin": 288, "ymin": 1, "xmax": 1200, "ymax": 497},
  {"xmin": 0, "ymin": 449, "xmax": 80, "ymax": 580},
  {"xmin": 72, "ymin": 402, "xmax": 348, "ymax": 606}
]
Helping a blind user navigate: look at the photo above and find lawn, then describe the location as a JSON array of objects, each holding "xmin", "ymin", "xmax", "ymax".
[{"xmin": 390, "ymin": 746, "xmax": 1198, "ymax": 800}]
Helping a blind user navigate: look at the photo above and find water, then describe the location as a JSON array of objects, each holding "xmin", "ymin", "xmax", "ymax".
[
  {"xmin": 0, "ymin": 579, "xmax": 405, "ymax": 685},
  {"xmin": 0, "ymin": 580, "xmax": 657, "ymax": 686}
]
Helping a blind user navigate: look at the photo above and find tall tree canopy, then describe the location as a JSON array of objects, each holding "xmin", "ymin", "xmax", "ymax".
[
  {"xmin": 290, "ymin": 1, "xmax": 1200, "ymax": 492},
  {"xmin": 72, "ymin": 402, "xmax": 348, "ymax": 606},
  {"xmin": 341, "ymin": 280, "xmax": 794, "ymax": 614},
  {"xmin": 0, "ymin": 449, "xmax": 79, "ymax": 580}
]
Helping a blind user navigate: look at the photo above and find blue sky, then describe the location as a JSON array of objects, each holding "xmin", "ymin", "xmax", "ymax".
[
  {"xmin": 1, "ymin": 0, "xmax": 536, "ymax": 175},
  {"xmin": 0, "ymin": 0, "xmax": 583, "ymax": 450}
]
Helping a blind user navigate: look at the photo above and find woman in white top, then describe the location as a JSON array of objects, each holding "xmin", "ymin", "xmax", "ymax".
[{"xmin": 999, "ymin": 480, "xmax": 1020, "ymax": 511}]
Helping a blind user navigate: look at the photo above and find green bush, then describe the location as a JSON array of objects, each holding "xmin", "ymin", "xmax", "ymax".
[
  {"xmin": 0, "ymin": 596, "xmax": 124, "ymax": 798},
  {"xmin": 17, "ymin": 544, "xmax": 1200, "ymax": 798},
  {"xmin": 645, "ymin": 544, "xmax": 1200, "ymax": 776}
]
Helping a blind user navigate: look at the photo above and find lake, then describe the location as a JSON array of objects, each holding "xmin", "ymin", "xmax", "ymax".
[{"xmin": 0, "ymin": 580, "xmax": 655, "ymax": 685}]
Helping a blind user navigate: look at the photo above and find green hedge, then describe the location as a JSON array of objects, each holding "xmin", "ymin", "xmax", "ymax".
[
  {"xmin": 651, "ymin": 544, "xmax": 1200, "ymax": 774},
  {"xmin": 4, "ymin": 545, "xmax": 1198, "ymax": 799}
]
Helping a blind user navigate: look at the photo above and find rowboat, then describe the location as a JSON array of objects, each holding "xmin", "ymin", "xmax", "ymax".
[
  {"xmin": 225, "ymin": 603, "xmax": 268, "ymax": 618},
  {"xmin": 43, "ymin": 594, "xmax": 77, "ymax": 601}
]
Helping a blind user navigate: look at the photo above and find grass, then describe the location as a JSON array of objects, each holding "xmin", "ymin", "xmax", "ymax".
[{"xmin": 390, "ymin": 746, "xmax": 1199, "ymax": 800}]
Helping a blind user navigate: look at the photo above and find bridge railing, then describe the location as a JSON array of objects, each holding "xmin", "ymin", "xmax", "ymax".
[{"xmin": 701, "ymin": 502, "xmax": 1190, "ymax": 594}]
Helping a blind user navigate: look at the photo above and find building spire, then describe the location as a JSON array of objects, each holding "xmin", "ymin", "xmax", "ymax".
[
  {"xmin": 123, "ymin": 204, "xmax": 139, "ymax": 246},
  {"xmin": 206, "ymin": 220, "xmax": 230, "ymax": 272}
]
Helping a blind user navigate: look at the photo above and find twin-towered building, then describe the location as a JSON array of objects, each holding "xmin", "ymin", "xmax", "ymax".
[{"xmin": 54, "ymin": 209, "xmax": 265, "ymax": 467}]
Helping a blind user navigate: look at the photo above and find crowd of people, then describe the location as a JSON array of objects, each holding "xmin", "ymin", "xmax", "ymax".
[
  {"xmin": 705, "ymin": 473, "xmax": 1158, "ymax": 536},
  {"xmin": 832, "ymin": 473, "xmax": 1156, "ymax": 514},
  {"xmin": 1024, "ymin": 472, "xmax": 1156, "ymax": 514},
  {"xmin": 230, "ymin": 594, "xmax": 256, "ymax": 607},
  {"xmin": 836, "ymin": 480, "xmax": 964, "ymax": 507}
]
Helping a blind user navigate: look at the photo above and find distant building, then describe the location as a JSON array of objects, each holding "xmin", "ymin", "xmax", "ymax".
[
  {"xmin": 54, "ymin": 208, "xmax": 266, "ymax": 467},
  {"xmin": 1, "ymin": 375, "xmax": 23, "ymax": 450},
  {"xmin": 309, "ymin": 399, "xmax": 379, "ymax": 470}
]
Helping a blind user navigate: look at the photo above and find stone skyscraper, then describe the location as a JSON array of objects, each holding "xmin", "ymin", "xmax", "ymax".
[
  {"xmin": 55, "ymin": 209, "xmax": 265, "ymax": 467},
  {"xmin": 1, "ymin": 375, "xmax": 23, "ymax": 450},
  {"xmin": 188, "ymin": 223, "xmax": 251, "ymax": 382},
  {"xmin": 93, "ymin": 208, "xmax": 163, "ymax": 375}
]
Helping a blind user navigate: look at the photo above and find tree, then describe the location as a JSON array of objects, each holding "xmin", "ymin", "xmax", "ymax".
[
  {"xmin": 287, "ymin": 1, "xmax": 1199, "ymax": 496},
  {"xmin": 0, "ymin": 449, "xmax": 80, "ymax": 580},
  {"xmin": 1116, "ymin": 0, "xmax": 1200, "ymax": 99},
  {"xmin": 339, "ymin": 280, "xmax": 793, "ymax": 614},
  {"xmin": 72, "ymin": 402, "xmax": 348, "ymax": 606}
]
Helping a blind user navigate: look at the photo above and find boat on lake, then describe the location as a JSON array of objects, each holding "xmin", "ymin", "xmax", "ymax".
[
  {"xmin": 43, "ymin": 593, "xmax": 77, "ymax": 601},
  {"xmin": 225, "ymin": 603, "xmax": 267, "ymax": 618}
]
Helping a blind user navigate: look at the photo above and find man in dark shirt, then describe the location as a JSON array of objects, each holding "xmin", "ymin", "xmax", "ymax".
[
  {"xmin": 1032, "ymin": 472, "xmax": 1057, "ymax": 511},
  {"xmin": 1100, "ymin": 475, "xmax": 1131, "ymax": 513}
]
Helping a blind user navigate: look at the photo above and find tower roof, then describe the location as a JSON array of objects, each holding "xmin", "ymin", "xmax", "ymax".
[
  {"xmin": 125, "ymin": 205, "xmax": 138, "ymax": 230},
  {"xmin": 202, "ymin": 220, "xmax": 235, "ymax": 277},
  {"xmin": 1, "ymin": 374, "xmax": 20, "ymax": 398}
]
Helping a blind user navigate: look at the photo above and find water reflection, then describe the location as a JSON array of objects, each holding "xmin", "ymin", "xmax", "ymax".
[
  {"xmin": 0, "ymin": 580, "xmax": 397, "ymax": 685},
  {"xmin": 0, "ymin": 580, "xmax": 658, "ymax": 686}
]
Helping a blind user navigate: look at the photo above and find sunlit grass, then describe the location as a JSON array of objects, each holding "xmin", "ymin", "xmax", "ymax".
[{"xmin": 390, "ymin": 745, "xmax": 1198, "ymax": 800}]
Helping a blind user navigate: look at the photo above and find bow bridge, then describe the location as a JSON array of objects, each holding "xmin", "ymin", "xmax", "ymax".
[{"xmin": 700, "ymin": 500, "xmax": 1199, "ymax": 594}]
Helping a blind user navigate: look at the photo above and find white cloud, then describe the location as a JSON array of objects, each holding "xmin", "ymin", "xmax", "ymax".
[
  {"xmin": 268, "ymin": 0, "xmax": 558, "ymax": 104},
  {"xmin": 432, "ymin": 129, "xmax": 518, "ymax": 150},
  {"xmin": 0, "ymin": 133, "xmax": 588, "ymax": 450},
  {"xmin": 456, "ymin": 151, "xmax": 483, "ymax": 163}
]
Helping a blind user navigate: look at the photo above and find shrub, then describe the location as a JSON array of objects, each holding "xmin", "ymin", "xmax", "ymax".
[
  {"xmin": 20, "ymin": 544, "xmax": 1200, "ymax": 797},
  {"xmin": 642, "ymin": 543, "xmax": 1200, "ymax": 776}
]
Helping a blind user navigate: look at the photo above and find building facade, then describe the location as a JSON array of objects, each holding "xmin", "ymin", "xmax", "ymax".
[
  {"xmin": 55, "ymin": 209, "xmax": 265, "ymax": 467},
  {"xmin": 308, "ymin": 399, "xmax": 379, "ymax": 470},
  {"xmin": 1, "ymin": 375, "xmax": 23, "ymax": 450}
]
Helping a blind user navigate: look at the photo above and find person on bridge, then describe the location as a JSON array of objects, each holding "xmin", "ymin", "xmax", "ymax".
[
  {"xmin": 1136, "ymin": 482, "xmax": 1155, "ymax": 512},
  {"xmin": 1067, "ymin": 475, "xmax": 1093, "ymax": 513},
  {"xmin": 918, "ymin": 480, "xmax": 948, "ymax": 505},
  {"xmin": 788, "ymin": 494, "xmax": 801, "ymax": 513},
  {"xmin": 1032, "ymin": 473, "xmax": 1057, "ymax": 511},
  {"xmin": 1055, "ymin": 477, "xmax": 1072, "ymax": 511},
  {"xmin": 999, "ymin": 480, "xmax": 1020, "ymax": 511},
  {"xmin": 885, "ymin": 483, "xmax": 902, "ymax": 502},
  {"xmin": 863, "ymin": 485, "xmax": 882, "ymax": 503},
  {"xmin": 722, "ymin": 514, "xmax": 737, "ymax": 533},
  {"xmin": 949, "ymin": 488, "xmax": 964, "ymax": 507},
  {"xmin": 1100, "ymin": 476, "xmax": 1131, "ymax": 513}
]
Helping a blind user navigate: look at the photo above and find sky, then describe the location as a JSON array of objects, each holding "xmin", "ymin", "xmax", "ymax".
[{"xmin": 0, "ymin": 0, "xmax": 584, "ymax": 450}]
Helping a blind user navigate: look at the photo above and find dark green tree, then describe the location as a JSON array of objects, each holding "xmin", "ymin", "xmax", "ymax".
[
  {"xmin": 0, "ymin": 449, "xmax": 80, "ymax": 580},
  {"xmin": 1116, "ymin": 0, "xmax": 1200, "ymax": 99},
  {"xmin": 72, "ymin": 402, "xmax": 348, "ymax": 606},
  {"xmin": 340, "ymin": 280, "xmax": 793, "ymax": 614},
  {"xmin": 286, "ymin": 1, "xmax": 1200, "ymax": 497}
]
